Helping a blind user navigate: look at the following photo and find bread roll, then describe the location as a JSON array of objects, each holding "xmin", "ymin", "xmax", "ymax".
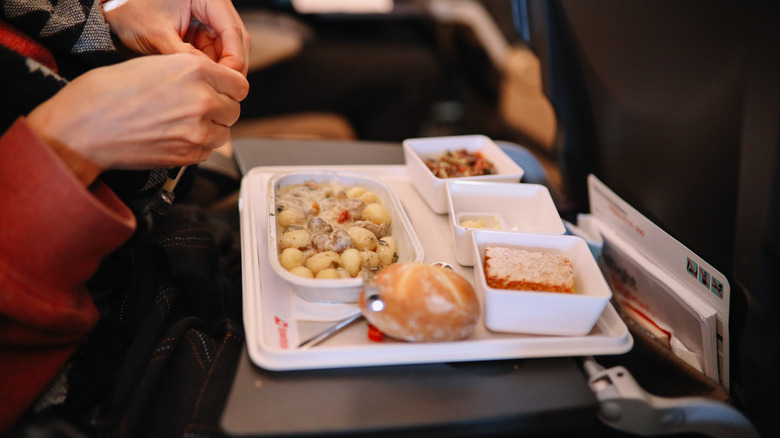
[{"xmin": 358, "ymin": 263, "xmax": 480, "ymax": 342}]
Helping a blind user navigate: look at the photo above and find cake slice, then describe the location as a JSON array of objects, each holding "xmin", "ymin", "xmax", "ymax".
[{"xmin": 483, "ymin": 246, "xmax": 574, "ymax": 293}]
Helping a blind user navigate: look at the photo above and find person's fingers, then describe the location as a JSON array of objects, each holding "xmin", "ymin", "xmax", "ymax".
[
  {"xmin": 215, "ymin": 26, "xmax": 249, "ymax": 75},
  {"xmin": 154, "ymin": 29, "xmax": 214, "ymax": 61},
  {"xmin": 199, "ymin": 59, "xmax": 250, "ymax": 102},
  {"xmin": 191, "ymin": 0, "xmax": 250, "ymax": 75},
  {"xmin": 207, "ymin": 92, "xmax": 242, "ymax": 128},
  {"xmin": 188, "ymin": 29, "xmax": 220, "ymax": 62},
  {"xmin": 210, "ymin": 124, "xmax": 231, "ymax": 148},
  {"xmin": 199, "ymin": 149, "xmax": 213, "ymax": 162},
  {"xmin": 199, "ymin": 124, "xmax": 231, "ymax": 154}
]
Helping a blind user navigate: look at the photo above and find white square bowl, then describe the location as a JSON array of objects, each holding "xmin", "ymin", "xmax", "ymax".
[
  {"xmin": 446, "ymin": 180, "xmax": 565, "ymax": 266},
  {"xmin": 403, "ymin": 135, "xmax": 525, "ymax": 214},
  {"xmin": 472, "ymin": 230, "xmax": 612, "ymax": 336},
  {"xmin": 268, "ymin": 170, "xmax": 425, "ymax": 303}
]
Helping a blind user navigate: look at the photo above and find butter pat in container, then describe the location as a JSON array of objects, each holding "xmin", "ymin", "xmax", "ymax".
[
  {"xmin": 447, "ymin": 180, "xmax": 565, "ymax": 266},
  {"xmin": 458, "ymin": 214, "xmax": 503, "ymax": 230}
]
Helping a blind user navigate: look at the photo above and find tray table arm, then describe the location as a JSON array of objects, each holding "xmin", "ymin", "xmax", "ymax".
[{"xmin": 583, "ymin": 357, "xmax": 758, "ymax": 438}]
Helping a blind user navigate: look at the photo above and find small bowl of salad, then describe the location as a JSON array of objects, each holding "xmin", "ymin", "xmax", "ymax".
[{"xmin": 402, "ymin": 135, "xmax": 524, "ymax": 214}]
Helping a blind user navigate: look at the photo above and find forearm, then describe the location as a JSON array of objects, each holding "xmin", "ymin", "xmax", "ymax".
[{"xmin": 44, "ymin": 135, "xmax": 104, "ymax": 186}]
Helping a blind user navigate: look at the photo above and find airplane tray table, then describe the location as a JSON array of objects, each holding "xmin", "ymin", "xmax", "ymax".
[{"xmin": 221, "ymin": 139, "xmax": 632, "ymax": 437}]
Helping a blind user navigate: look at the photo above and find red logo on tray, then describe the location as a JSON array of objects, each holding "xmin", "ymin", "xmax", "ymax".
[{"xmin": 274, "ymin": 316, "xmax": 289, "ymax": 349}]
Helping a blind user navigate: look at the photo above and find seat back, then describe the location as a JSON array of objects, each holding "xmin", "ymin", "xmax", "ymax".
[{"xmin": 514, "ymin": 1, "xmax": 780, "ymax": 435}]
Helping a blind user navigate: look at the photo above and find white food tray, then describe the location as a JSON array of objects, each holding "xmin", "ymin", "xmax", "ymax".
[{"xmin": 240, "ymin": 165, "xmax": 633, "ymax": 371}]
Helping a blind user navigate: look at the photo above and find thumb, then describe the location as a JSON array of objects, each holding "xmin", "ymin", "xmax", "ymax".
[
  {"xmin": 150, "ymin": 29, "xmax": 211, "ymax": 59},
  {"xmin": 156, "ymin": 39, "xmax": 199, "ymax": 55}
]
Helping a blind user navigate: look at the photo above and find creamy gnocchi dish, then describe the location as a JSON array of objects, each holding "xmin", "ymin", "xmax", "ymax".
[{"xmin": 274, "ymin": 180, "xmax": 398, "ymax": 280}]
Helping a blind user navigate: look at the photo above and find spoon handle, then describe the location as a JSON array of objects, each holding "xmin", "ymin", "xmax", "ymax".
[{"xmin": 297, "ymin": 312, "xmax": 365, "ymax": 350}]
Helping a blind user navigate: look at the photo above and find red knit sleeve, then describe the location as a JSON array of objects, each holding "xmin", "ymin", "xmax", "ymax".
[{"xmin": 0, "ymin": 118, "xmax": 136, "ymax": 434}]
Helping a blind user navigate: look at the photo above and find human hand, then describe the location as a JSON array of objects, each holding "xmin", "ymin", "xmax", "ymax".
[
  {"xmin": 103, "ymin": 0, "xmax": 251, "ymax": 76},
  {"xmin": 27, "ymin": 54, "xmax": 249, "ymax": 171}
]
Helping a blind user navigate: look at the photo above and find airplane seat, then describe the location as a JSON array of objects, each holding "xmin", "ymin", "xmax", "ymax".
[
  {"xmin": 515, "ymin": 1, "xmax": 780, "ymax": 436},
  {"xmin": 229, "ymin": 9, "xmax": 358, "ymax": 143}
]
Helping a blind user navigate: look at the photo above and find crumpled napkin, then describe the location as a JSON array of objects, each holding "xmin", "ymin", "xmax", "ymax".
[{"xmin": 293, "ymin": 296, "xmax": 361, "ymax": 322}]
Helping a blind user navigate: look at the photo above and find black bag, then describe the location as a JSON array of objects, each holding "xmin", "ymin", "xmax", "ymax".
[{"xmin": 13, "ymin": 203, "xmax": 244, "ymax": 438}]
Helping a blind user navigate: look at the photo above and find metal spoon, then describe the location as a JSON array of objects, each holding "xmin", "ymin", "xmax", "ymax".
[
  {"xmin": 297, "ymin": 311, "xmax": 365, "ymax": 350},
  {"xmin": 431, "ymin": 261, "xmax": 454, "ymax": 270}
]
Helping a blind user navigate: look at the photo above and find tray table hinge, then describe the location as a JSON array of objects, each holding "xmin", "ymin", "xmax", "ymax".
[{"xmin": 582, "ymin": 357, "xmax": 758, "ymax": 438}]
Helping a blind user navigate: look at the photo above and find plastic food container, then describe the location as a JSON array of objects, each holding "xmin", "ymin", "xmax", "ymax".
[
  {"xmin": 268, "ymin": 170, "xmax": 425, "ymax": 303},
  {"xmin": 403, "ymin": 135, "xmax": 524, "ymax": 214},
  {"xmin": 472, "ymin": 230, "xmax": 612, "ymax": 336},
  {"xmin": 446, "ymin": 180, "xmax": 565, "ymax": 266}
]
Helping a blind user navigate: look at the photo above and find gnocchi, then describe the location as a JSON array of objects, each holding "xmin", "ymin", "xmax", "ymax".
[
  {"xmin": 306, "ymin": 251, "xmax": 340, "ymax": 274},
  {"xmin": 339, "ymin": 248, "xmax": 362, "ymax": 277},
  {"xmin": 275, "ymin": 179, "xmax": 399, "ymax": 281},
  {"xmin": 289, "ymin": 266, "xmax": 314, "ymax": 278},
  {"xmin": 376, "ymin": 237, "xmax": 397, "ymax": 266},
  {"xmin": 279, "ymin": 228, "xmax": 311, "ymax": 250},
  {"xmin": 347, "ymin": 226, "xmax": 378, "ymax": 251},
  {"xmin": 346, "ymin": 187, "xmax": 367, "ymax": 198},
  {"xmin": 279, "ymin": 247, "xmax": 306, "ymax": 270},
  {"xmin": 362, "ymin": 203, "xmax": 391, "ymax": 225},
  {"xmin": 277, "ymin": 208, "xmax": 306, "ymax": 229},
  {"xmin": 360, "ymin": 250, "xmax": 381, "ymax": 270},
  {"xmin": 359, "ymin": 191, "xmax": 380, "ymax": 204},
  {"xmin": 315, "ymin": 268, "xmax": 341, "ymax": 279}
]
